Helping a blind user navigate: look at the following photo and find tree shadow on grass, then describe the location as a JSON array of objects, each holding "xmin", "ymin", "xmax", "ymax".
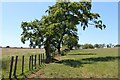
[
  {"xmin": 56, "ymin": 56, "xmax": 120, "ymax": 68},
  {"xmin": 56, "ymin": 59, "xmax": 93, "ymax": 68},
  {"xmin": 82, "ymin": 56, "xmax": 120, "ymax": 62},
  {"xmin": 68, "ymin": 52, "xmax": 96, "ymax": 55}
]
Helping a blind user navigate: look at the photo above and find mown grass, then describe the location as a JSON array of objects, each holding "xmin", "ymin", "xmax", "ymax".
[
  {"xmin": 41, "ymin": 48, "xmax": 119, "ymax": 78},
  {"xmin": 1, "ymin": 48, "xmax": 45, "ymax": 79},
  {"xmin": 1, "ymin": 47, "xmax": 119, "ymax": 78}
]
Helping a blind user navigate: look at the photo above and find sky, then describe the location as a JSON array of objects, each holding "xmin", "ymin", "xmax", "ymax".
[
  {"xmin": 0, "ymin": 0, "xmax": 119, "ymax": 2},
  {"xmin": 0, "ymin": 1, "xmax": 119, "ymax": 47}
]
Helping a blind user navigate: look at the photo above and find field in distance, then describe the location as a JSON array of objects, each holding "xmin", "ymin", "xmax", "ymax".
[{"xmin": 2, "ymin": 48, "xmax": 45, "ymax": 58}]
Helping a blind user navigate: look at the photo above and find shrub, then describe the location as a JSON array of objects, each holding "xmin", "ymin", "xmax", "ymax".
[{"xmin": 6, "ymin": 46, "xmax": 10, "ymax": 48}]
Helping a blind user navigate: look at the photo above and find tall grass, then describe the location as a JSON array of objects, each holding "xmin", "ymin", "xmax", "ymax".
[{"xmin": 1, "ymin": 48, "xmax": 45, "ymax": 78}]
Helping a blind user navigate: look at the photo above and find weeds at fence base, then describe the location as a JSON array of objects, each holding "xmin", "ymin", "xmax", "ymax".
[{"xmin": 2, "ymin": 53, "xmax": 46, "ymax": 79}]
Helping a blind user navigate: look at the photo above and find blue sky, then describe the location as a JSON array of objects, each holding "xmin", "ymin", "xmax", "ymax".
[
  {"xmin": 0, "ymin": 2, "xmax": 118, "ymax": 47},
  {"xmin": 78, "ymin": 2, "xmax": 118, "ymax": 45},
  {"xmin": 0, "ymin": 0, "xmax": 119, "ymax": 2}
]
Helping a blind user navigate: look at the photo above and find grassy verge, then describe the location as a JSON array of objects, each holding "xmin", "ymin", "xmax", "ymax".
[{"xmin": 40, "ymin": 48, "xmax": 119, "ymax": 78}]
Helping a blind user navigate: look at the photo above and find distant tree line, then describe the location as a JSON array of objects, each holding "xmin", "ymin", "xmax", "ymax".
[
  {"xmin": 74, "ymin": 43, "xmax": 119, "ymax": 49},
  {"xmin": 3, "ymin": 44, "xmax": 120, "ymax": 49}
]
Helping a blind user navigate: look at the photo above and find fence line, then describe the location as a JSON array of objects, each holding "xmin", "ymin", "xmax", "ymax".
[{"xmin": 8, "ymin": 53, "xmax": 45, "ymax": 79}]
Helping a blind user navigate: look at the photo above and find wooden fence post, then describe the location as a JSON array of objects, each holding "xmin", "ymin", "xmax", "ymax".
[
  {"xmin": 35, "ymin": 55, "xmax": 37, "ymax": 69},
  {"xmin": 13, "ymin": 56, "xmax": 18, "ymax": 78},
  {"xmin": 22, "ymin": 55, "xmax": 24, "ymax": 74},
  {"xmin": 31, "ymin": 55, "xmax": 34, "ymax": 70},
  {"xmin": 41, "ymin": 54, "xmax": 42, "ymax": 64},
  {"xmin": 9, "ymin": 56, "xmax": 14, "ymax": 79},
  {"xmin": 43, "ymin": 53, "xmax": 44, "ymax": 63},
  {"xmin": 38, "ymin": 54, "xmax": 40, "ymax": 66},
  {"xmin": 29, "ymin": 56, "xmax": 31, "ymax": 70}
]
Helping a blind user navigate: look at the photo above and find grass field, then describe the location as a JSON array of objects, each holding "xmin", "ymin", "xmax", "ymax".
[
  {"xmin": 1, "ymin": 48, "xmax": 45, "ymax": 78},
  {"xmin": 1, "ymin": 47, "xmax": 119, "ymax": 78},
  {"xmin": 28, "ymin": 47, "xmax": 119, "ymax": 78}
]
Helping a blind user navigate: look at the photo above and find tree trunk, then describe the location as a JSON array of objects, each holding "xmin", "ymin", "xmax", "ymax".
[
  {"xmin": 44, "ymin": 39, "xmax": 51, "ymax": 63},
  {"xmin": 57, "ymin": 37, "xmax": 63, "ymax": 55},
  {"xmin": 70, "ymin": 46, "xmax": 73, "ymax": 50},
  {"xmin": 45, "ymin": 47, "xmax": 51, "ymax": 63},
  {"xmin": 57, "ymin": 46, "xmax": 61, "ymax": 55}
]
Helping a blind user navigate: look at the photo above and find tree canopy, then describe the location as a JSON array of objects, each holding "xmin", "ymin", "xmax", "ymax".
[{"xmin": 21, "ymin": 1, "xmax": 106, "ymax": 63}]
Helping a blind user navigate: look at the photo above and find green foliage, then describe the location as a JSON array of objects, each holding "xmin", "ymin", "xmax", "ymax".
[
  {"xmin": 21, "ymin": 19, "xmax": 44, "ymax": 48},
  {"xmin": 76, "ymin": 44, "xmax": 82, "ymax": 49},
  {"xmin": 94, "ymin": 44, "xmax": 106, "ymax": 48},
  {"xmin": 6, "ymin": 46, "xmax": 10, "ymax": 48},
  {"xmin": 106, "ymin": 43, "xmax": 114, "ymax": 48},
  {"xmin": 63, "ymin": 35, "xmax": 79, "ymax": 50},
  {"xmin": 20, "ymin": 2, "xmax": 106, "ymax": 63},
  {"xmin": 46, "ymin": 2, "xmax": 106, "ymax": 30},
  {"xmin": 115, "ymin": 44, "xmax": 120, "ymax": 47},
  {"xmin": 82, "ymin": 44, "xmax": 94, "ymax": 49}
]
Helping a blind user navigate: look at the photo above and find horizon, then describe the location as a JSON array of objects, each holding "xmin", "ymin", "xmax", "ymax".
[{"xmin": 0, "ymin": 43, "xmax": 118, "ymax": 48}]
